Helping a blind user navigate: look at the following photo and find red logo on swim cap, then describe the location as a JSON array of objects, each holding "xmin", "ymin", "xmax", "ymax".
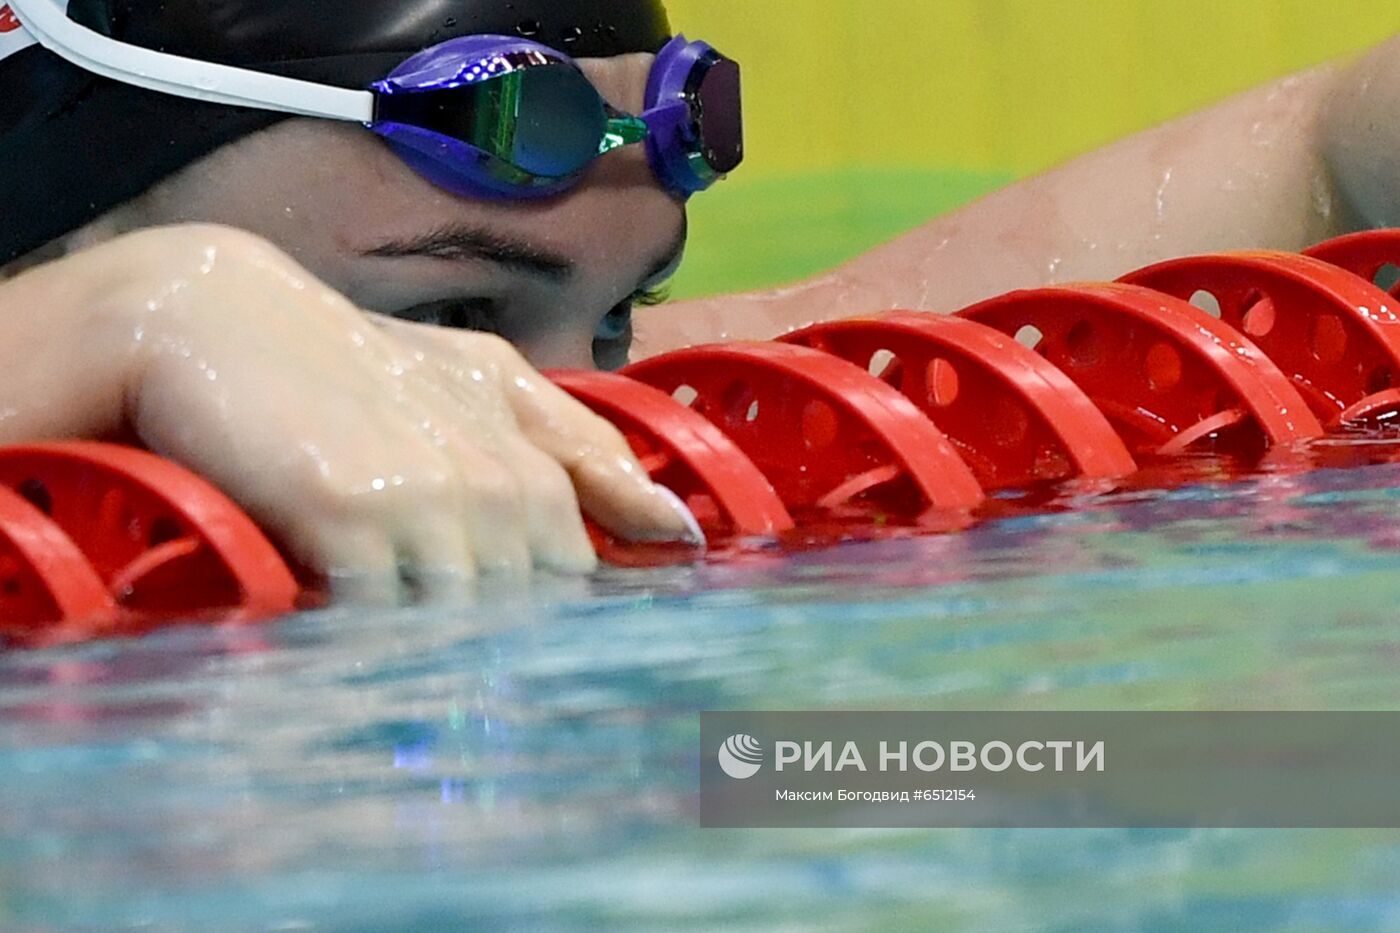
[{"xmin": 0, "ymin": 6, "xmax": 20, "ymax": 33}]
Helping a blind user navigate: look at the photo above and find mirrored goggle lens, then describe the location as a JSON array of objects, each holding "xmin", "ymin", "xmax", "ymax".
[
  {"xmin": 374, "ymin": 63, "xmax": 607, "ymax": 179},
  {"xmin": 693, "ymin": 56, "xmax": 743, "ymax": 175}
]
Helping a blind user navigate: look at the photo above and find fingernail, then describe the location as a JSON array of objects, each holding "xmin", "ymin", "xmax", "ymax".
[{"xmin": 654, "ymin": 484, "xmax": 707, "ymax": 549}]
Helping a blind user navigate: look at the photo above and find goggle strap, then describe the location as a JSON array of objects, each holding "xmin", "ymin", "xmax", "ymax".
[{"xmin": 7, "ymin": 0, "xmax": 373, "ymax": 121}]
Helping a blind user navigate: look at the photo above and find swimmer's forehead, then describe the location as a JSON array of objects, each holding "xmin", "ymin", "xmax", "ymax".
[{"xmin": 576, "ymin": 53, "xmax": 655, "ymax": 114}]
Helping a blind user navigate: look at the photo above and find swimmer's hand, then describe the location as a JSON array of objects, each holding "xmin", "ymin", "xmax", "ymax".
[{"xmin": 0, "ymin": 225, "xmax": 696, "ymax": 604}]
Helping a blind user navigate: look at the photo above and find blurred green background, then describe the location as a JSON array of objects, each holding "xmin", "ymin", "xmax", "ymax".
[{"xmin": 663, "ymin": 0, "xmax": 1400, "ymax": 298}]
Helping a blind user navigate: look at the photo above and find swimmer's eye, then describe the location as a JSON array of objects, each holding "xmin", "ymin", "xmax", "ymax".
[
  {"xmin": 390, "ymin": 297, "xmax": 501, "ymax": 335},
  {"xmin": 595, "ymin": 303, "xmax": 631, "ymax": 343},
  {"xmin": 594, "ymin": 284, "xmax": 670, "ymax": 343},
  {"xmin": 593, "ymin": 283, "xmax": 669, "ymax": 370}
]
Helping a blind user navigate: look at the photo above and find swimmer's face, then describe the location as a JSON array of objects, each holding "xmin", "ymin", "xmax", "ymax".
[{"xmin": 137, "ymin": 53, "xmax": 684, "ymax": 370}]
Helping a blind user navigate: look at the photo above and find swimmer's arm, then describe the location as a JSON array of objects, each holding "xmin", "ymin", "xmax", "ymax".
[
  {"xmin": 1320, "ymin": 33, "xmax": 1400, "ymax": 230},
  {"xmin": 635, "ymin": 41, "xmax": 1387, "ymax": 356}
]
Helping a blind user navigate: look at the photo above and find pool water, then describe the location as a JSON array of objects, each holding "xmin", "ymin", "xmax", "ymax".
[{"xmin": 5, "ymin": 447, "xmax": 1400, "ymax": 930}]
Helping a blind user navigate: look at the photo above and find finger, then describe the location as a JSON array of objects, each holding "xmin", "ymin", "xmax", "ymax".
[
  {"xmin": 456, "ymin": 455, "xmax": 533, "ymax": 579},
  {"xmin": 653, "ymin": 484, "xmax": 706, "ymax": 548},
  {"xmin": 311, "ymin": 523, "xmax": 403, "ymax": 607},
  {"xmin": 392, "ymin": 326, "xmax": 696, "ymax": 547},
  {"xmin": 494, "ymin": 435, "xmax": 598, "ymax": 574},
  {"xmin": 375, "ymin": 359, "xmax": 531, "ymax": 580},
  {"xmin": 397, "ymin": 352, "xmax": 566, "ymax": 575},
  {"xmin": 499, "ymin": 365, "xmax": 702, "ymax": 545},
  {"xmin": 393, "ymin": 514, "xmax": 477, "ymax": 606}
]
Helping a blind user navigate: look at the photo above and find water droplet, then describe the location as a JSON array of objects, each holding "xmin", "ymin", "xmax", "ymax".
[
  {"xmin": 1154, "ymin": 168, "xmax": 1173, "ymax": 222},
  {"xmin": 562, "ymin": 25, "xmax": 583, "ymax": 45},
  {"xmin": 516, "ymin": 18, "xmax": 540, "ymax": 37},
  {"xmin": 1311, "ymin": 174, "xmax": 1334, "ymax": 222},
  {"xmin": 444, "ymin": 16, "xmax": 457, "ymax": 27}
]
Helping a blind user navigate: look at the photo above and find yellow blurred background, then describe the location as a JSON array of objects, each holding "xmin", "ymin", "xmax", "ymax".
[{"xmin": 662, "ymin": 0, "xmax": 1400, "ymax": 297}]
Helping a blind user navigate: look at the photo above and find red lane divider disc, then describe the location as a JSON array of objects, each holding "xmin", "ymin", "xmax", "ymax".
[
  {"xmin": 0, "ymin": 443, "xmax": 297, "ymax": 621},
  {"xmin": 549, "ymin": 370, "xmax": 795, "ymax": 547},
  {"xmin": 1120, "ymin": 251, "xmax": 1400, "ymax": 426},
  {"xmin": 623, "ymin": 342, "xmax": 985, "ymax": 525},
  {"xmin": 1302, "ymin": 233, "xmax": 1400, "ymax": 426},
  {"xmin": 0, "ymin": 485, "xmax": 116, "ymax": 635},
  {"xmin": 781, "ymin": 312, "xmax": 1137, "ymax": 489},
  {"xmin": 1304, "ymin": 229, "xmax": 1400, "ymax": 298},
  {"xmin": 957, "ymin": 283, "xmax": 1323, "ymax": 457},
  {"xmin": 1335, "ymin": 389, "xmax": 1400, "ymax": 428}
]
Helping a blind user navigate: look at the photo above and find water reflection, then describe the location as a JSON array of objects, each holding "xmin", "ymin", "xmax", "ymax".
[{"xmin": 5, "ymin": 456, "xmax": 1400, "ymax": 926}]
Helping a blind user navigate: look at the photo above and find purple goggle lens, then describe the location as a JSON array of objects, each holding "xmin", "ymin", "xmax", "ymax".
[{"xmin": 367, "ymin": 34, "xmax": 743, "ymax": 200}]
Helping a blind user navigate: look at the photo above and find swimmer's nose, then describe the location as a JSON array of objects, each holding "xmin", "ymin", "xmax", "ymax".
[
  {"xmin": 520, "ymin": 327, "xmax": 598, "ymax": 371},
  {"xmin": 588, "ymin": 132, "xmax": 674, "ymax": 199},
  {"xmin": 573, "ymin": 54, "xmax": 669, "ymax": 194}
]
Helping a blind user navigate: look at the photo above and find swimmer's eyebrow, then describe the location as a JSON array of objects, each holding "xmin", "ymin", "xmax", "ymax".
[{"xmin": 363, "ymin": 225, "xmax": 575, "ymax": 283}]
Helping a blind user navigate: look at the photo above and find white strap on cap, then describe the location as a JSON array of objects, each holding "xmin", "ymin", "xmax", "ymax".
[{"xmin": 5, "ymin": 0, "xmax": 374, "ymax": 121}]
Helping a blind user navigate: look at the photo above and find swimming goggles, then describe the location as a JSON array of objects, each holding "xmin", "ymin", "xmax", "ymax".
[{"xmin": 5, "ymin": 0, "xmax": 743, "ymax": 200}]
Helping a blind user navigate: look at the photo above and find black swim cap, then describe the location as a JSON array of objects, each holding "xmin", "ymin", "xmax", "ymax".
[{"xmin": 0, "ymin": 0, "xmax": 671, "ymax": 263}]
